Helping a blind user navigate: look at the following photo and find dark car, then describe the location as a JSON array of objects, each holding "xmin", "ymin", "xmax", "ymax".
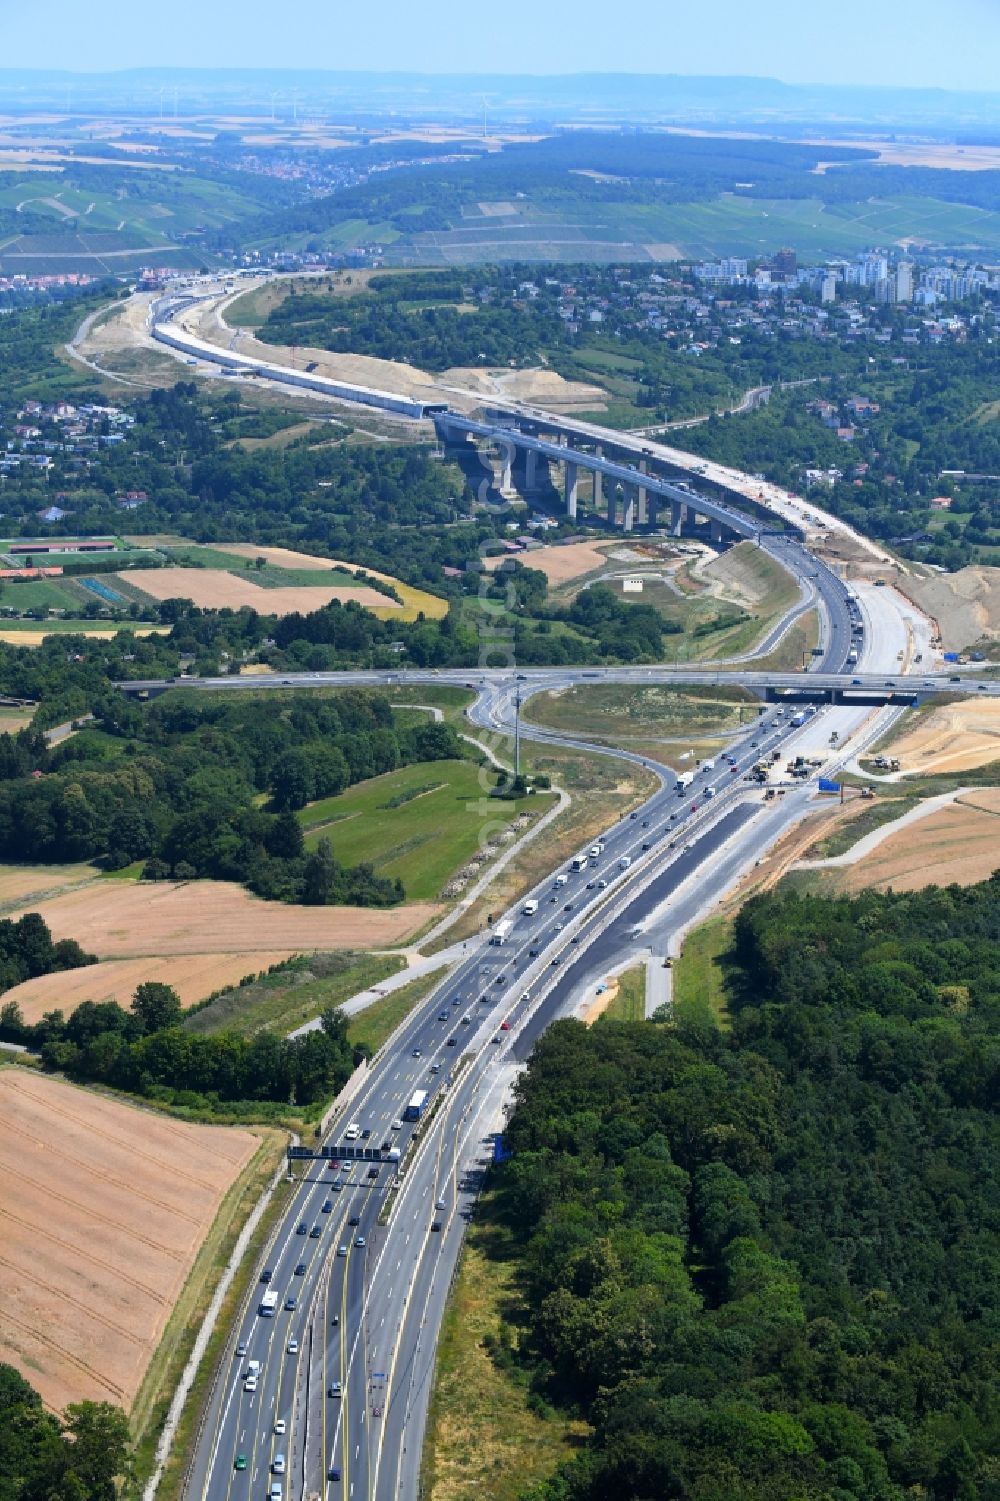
[
  {"xmin": 322, "ymin": 1200, "xmax": 332, "ymax": 1213},
  {"xmin": 447, "ymin": 1036, "xmax": 457, "ymax": 1046},
  {"xmin": 295, "ymin": 1262, "xmax": 306, "ymax": 1275},
  {"xmin": 329, "ymin": 1468, "xmax": 341, "ymax": 1483},
  {"xmin": 296, "ymin": 1223, "xmax": 307, "ymax": 1235},
  {"xmin": 367, "ymin": 1166, "xmax": 379, "ymax": 1180},
  {"xmin": 285, "ymin": 1295, "xmax": 297, "ymax": 1311},
  {"xmin": 348, "ymin": 1215, "xmax": 360, "ymax": 1227},
  {"xmin": 360, "ymin": 1128, "xmax": 371, "ymax": 1140},
  {"xmin": 431, "ymin": 1221, "xmax": 442, "ymax": 1232},
  {"xmin": 261, "ymin": 1268, "xmax": 273, "ymax": 1282},
  {"xmin": 563, "ymin": 902, "xmax": 573, "ymax": 912},
  {"xmin": 309, "ymin": 1225, "xmax": 321, "ymax": 1238}
]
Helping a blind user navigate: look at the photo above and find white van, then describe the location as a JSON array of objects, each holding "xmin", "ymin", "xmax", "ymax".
[
  {"xmin": 344, "ymin": 1122, "xmax": 360, "ymax": 1141},
  {"xmin": 522, "ymin": 899, "xmax": 539, "ymax": 916},
  {"xmin": 554, "ymin": 873, "xmax": 569, "ymax": 888}
]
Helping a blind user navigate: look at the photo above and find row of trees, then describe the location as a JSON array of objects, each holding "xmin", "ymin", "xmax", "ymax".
[
  {"xmin": 0, "ymin": 977, "xmax": 360, "ymax": 1116},
  {"xmin": 488, "ymin": 872, "xmax": 1000, "ymax": 1501}
]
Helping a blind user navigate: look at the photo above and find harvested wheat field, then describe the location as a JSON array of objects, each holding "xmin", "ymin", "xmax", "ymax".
[
  {"xmin": 884, "ymin": 698, "xmax": 1000, "ymax": 775},
  {"xmin": 0, "ymin": 628, "xmax": 169, "ymax": 647},
  {"xmin": 0, "ymin": 862, "xmax": 96, "ymax": 912},
  {"xmin": 10, "ymin": 878, "xmax": 440, "ymax": 957},
  {"xmin": 5, "ymin": 951, "xmax": 295, "ymax": 1025},
  {"xmin": 838, "ymin": 788, "xmax": 1000, "ymax": 893},
  {"xmin": 214, "ymin": 544, "xmax": 337, "ymax": 572},
  {"xmin": 217, "ymin": 546, "xmax": 447, "ymax": 620},
  {"xmin": 0, "ymin": 1070, "xmax": 257, "ymax": 1412},
  {"xmin": 484, "ymin": 540, "xmax": 611, "ymax": 586},
  {"xmin": 121, "ymin": 567, "xmax": 396, "ymax": 615}
]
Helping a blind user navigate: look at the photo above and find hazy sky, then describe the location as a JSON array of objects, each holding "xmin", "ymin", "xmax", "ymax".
[{"xmin": 3, "ymin": 0, "xmax": 1000, "ymax": 91}]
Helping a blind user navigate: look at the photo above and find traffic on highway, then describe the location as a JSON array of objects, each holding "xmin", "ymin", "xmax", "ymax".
[{"xmin": 178, "ymin": 391, "xmax": 967, "ymax": 1501}]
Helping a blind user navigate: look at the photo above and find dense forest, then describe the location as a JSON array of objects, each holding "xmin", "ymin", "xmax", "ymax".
[
  {"xmin": 0, "ymin": 1363, "xmax": 130, "ymax": 1501},
  {"xmin": 490, "ymin": 876, "xmax": 1000, "ymax": 1501},
  {"xmin": 0, "ymin": 690, "xmax": 461, "ymax": 903}
]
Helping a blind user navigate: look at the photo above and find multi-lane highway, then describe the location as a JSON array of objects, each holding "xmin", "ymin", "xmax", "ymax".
[
  {"xmin": 148, "ymin": 306, "xmax": 987, "ymax": 1501},
  {"xmin": 184, "ymin": 627, "xmax": 931, "ymax": 1501}
]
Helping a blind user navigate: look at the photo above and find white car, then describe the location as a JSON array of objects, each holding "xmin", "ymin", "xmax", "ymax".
[
  {"xmin": 244, "ymin": 1375, "xmax": 257, "ymax": 1393},
  {"xmin": 337, "ymin": 1244, "xmax": 348, "ymax": 1257},
  {"xmin": 390, "ymin": 1119, "xmax": 402, "ymax": 1130},
  {"xmin": 287, "ymin": 1338, "xmax": 298, "ymax": 1355},
  {"xmin": 274, "ymin": 1419, "xmax": 286, "ymax": 1436}
]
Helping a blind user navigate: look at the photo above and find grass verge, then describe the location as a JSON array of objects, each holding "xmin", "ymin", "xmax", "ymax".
[
  {"xmin": 130, "ymin": 1126, "xmax": 291, "ymax": 1499},
  {"xmin": 346, "ymin": 968, "xmax": 449, "ymax": 1056},
  {"xmin": 434, "ymin": 739, "xmax": 658, "ymax": 947},
  {"xmin": 298, "ymin": 759, "xmax": 552, "ymax": 902},
  {"xmin": 598, "ymin": 964, "xmax": 647, "ymax": 1021},
  {"xmin": 184, "ymin": 951, "xmax": 405, "ymax": 1037},
  {"xmin": 673, "ymin": 914, "xmax": 733, "ymax": 1027},
  {"xmin": 801, "ymin": 796, "xmax": 921, "ymax": 860},
  {"xmin": 523, "ymin": 682, "xmax": 757, "ymax": 744},
  {"xmin": 421, "ymin": 1188, "xmax": 587, "ymax": 1501}
]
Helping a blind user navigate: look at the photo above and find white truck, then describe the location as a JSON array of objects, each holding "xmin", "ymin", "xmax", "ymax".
[
  {"xmin": 675, "ymin": 772, "xmax": 694, "ymax": 793},
  {"xmin": 522, "ymin": 899, "xmax": 539, "ymax": 916},
  {"xmin": 490, "ymin": 918, "xmax": 514, "ymax": 945},
  {"xmin": 618, "ymin": 855, "xmax": 632, "ymax": 871}
]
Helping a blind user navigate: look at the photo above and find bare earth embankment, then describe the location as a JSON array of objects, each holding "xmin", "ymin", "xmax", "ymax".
[
  {"xmin": 882, "ymin": 697, "xmax": 1000, "ymax": 775},
  {"xmin": 836, "ymin": 787, "xmax": 1000, "ymax": 893},
  {"xmin": 0, "ymin": 1070, "xmax": 257, "ymax": 1412}
]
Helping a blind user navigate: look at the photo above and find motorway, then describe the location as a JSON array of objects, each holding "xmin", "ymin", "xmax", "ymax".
[
  {"xmin": 157, "ymin": 319, "xmax": 983, "ymax": 1501},
  {"xmin": 183, "ymin": 597, "xmax": 931, "ymax": 1501}
]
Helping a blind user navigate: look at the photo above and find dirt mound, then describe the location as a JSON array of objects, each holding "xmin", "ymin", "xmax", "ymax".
[
  {"xmin": 888, "ymin": 697, "xmax": 1000, "ymax": 775},
  {"xmin": 899, "ymin": 566, "xmax": 1000, "ymax": 651}
]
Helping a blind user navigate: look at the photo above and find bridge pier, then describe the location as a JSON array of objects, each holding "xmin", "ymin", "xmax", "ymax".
[
  {"xmin": 710, "ymin": 518, "xmax": 723, "ymax": 545},
  {"xmin": 637, "ymin": 460, "xmax": 648, "ymax": 526},
  {"xmin": 524, "ymin": 447, "xmax": 539, "ymax": 491},
  {"xmin": 565, "ymin": 461, "xmax": 579, "ymax": 520},
  {"xmin": 670, "ymin": 500, "xmax": 686, "ymax": 536},
  {"xmin": 592, "ymin": 446, "xmax": 603, "ymax": 513},
  {"xmin": 497, "ymin": 439, "xmax": 516, "ymax": 496},
  {"xmin": 622, "ymin": 485, "xmax": 636, "ymax": 533}
]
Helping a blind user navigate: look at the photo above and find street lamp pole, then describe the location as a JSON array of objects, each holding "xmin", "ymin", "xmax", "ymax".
[{"xmin": 514, "ymin": 690, "xmax": 521, "ymax": 779}]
